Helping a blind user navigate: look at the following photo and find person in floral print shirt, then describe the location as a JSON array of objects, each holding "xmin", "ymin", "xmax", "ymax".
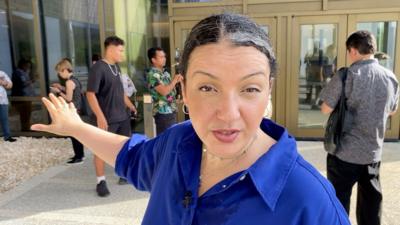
[{"xmin": 146, "ymin": 47, "xmax": 183, "ymax": 135}]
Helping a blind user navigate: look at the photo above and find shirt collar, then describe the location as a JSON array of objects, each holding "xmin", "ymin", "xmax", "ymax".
[
  {"xmin": 351, "ymin": 58, "xmax": 378, "ymax": 67},
  {"xmin": 177, "ymin": 122, "xmax": 202, "ymax": 191},
  {"xmin": 151, "ymin": 66, "xmax": 165, "ymax": 73},
  {"xmin": 176, "ymin": 119, "xmax": 299, "ymax": 210},
  {"xmin": 247, "ymin": 119, "xmax": 298, "ymax": 211}
]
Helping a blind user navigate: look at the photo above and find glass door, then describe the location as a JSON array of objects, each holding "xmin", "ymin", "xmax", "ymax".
[
  {"xmin": 173, "ymin": 20, "xmax": 197, "ymax": 72},
  {"xmin": 348, "ymin": 13, "xmax": 400, "ymax": 139},
  {"xmin": 173, "ymin": 20, "xmax": 198, "ymax": 122},
  {"xmin": 253, "ymin": 17, "xmax": 277, "ymax": 121},
  {"xmin": 289, "ymin": 15, "xmax": 347, "ymax": 137}
]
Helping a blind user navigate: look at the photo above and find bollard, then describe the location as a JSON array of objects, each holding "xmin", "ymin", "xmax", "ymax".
[{"xmin": 143, "ymin": 94, "xmax": 155, "ymax": 138}]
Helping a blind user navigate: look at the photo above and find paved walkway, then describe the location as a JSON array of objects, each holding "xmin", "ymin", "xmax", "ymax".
[{"xmin": 0, "ymin": 141, "xmax": 399, "ymax": 225}]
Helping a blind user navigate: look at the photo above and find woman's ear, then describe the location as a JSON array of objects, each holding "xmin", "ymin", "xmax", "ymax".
[
  {"xmin": 180, "ymin": 81, "xmax": 187, "ymax": 105},
  {"xmin": 269, "ymin": 78, "xmax": 274, "ymax": 94}
]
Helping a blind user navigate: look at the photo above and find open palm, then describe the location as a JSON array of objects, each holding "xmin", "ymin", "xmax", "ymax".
[{"xmin": 31, "ymin": 93, "xmax": 83, "ymax": 136}]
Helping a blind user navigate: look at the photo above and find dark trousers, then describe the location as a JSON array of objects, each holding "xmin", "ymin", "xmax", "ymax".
[
  {"xmin": 13, "ymin": 101, "xmax": 32, "ymax": 131},
  {"xmin": 327, "ymin": 154, "xmax": 382, "ymax": 225},
  {"xmin": 70, "ymin": 137, "xmax": 84, "ymax": 159},
  {"xmin": 108, "ymin": 118, "xmax": 132, "ymax": 136},
  {"xmin": 154, "ymin": 112, "xmax": 176, "ymax": 135}
]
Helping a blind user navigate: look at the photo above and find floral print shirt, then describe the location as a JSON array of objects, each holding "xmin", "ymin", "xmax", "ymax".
[{"xmin": 146, "ymin": 67, "xmax": 177, "ymax": 115}]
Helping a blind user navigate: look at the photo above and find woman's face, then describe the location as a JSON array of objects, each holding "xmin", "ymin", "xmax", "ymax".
[
  {"xmin": 58, "ymin": 69, "xmax": 68, "ymax": 79},
  {"xmin": 182, "ymin": 40, "xmax": 271, "ymax": 158}
]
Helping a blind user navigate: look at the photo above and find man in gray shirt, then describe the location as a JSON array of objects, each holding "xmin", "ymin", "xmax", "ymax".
[{"xmin": 320, "ymin": 30, "xmax": 399, "ymax": 225}]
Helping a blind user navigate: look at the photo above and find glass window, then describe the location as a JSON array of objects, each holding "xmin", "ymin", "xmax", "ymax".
[
  {"xmin": 298, "ymin": 24, "xmax": 338, "ymax": 128},
  {"xmin": 9, "ymin": 0, "xmax": 40, "ymax": 97},
  {"xmin": 42, "ymin": 0, "xmax": 100, "ymax": 85},
  {"xmin": 7, "ymin": 0, "xmax": 42, "ymax": 132},
  {"xmin": 357, "ymin": 21, "xmax": 397, "ymax": 71},
  {"xmin": 90, "ymin": 23, "xmax": 101, "ymax": 58},
  {"xmin": 43, "ymin": 0, "xmax": 68, "ymax": 84},
  {"xmin": 175, "ymin": 0, "xmax": 221, "ymax": 2},
  {"xmin": 71, "ymin": 21, "xmax": 90, "ymax": 76}
]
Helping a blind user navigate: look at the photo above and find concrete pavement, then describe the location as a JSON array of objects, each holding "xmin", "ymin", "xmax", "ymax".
[{"xmin": 0, "ymin": 141, "xmax": 399, "ymax": 225}]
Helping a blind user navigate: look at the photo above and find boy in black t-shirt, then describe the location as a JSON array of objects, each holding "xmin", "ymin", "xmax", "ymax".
[{"xmin": 86, "ymin": 36, "xmax": 137, "ymax": 197}]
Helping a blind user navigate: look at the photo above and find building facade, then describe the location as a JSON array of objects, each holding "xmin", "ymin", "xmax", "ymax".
[
  {"xmin": 0, "ymin": 0, "xmax": 399, "ymax": 139},
  {"xmin": 0, "ymin": 0, "xmax": 167, "ymax": 137},
  {"xmin": 168, "ymin": 0, "xmax": 400, "ymax": 139}
]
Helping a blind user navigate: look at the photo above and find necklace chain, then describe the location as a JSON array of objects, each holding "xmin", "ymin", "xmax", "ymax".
[
  {"xmin": 200, "ymin": 134, "xmax": 257, "ymax": 182},
  {"xmin": 202, "ymin": 134, "xmax": 257, "ymax": 161},
  {"xmin": 103, "ymin": 59, "xmax": 119, "ymax": 76}
]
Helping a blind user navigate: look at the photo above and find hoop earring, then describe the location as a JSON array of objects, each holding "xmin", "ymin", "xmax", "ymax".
[{"xmin": 182, "ymin": 104, "xmax": 189, "ymax": 115}]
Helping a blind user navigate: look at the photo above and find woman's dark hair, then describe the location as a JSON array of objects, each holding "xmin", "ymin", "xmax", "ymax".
[
  {"xmin": 179, "ymin": 13, "xmax": 277, "ymax": 80},
  {"xmin": 346, "ymin": 30, "xmax": 376, "ymax": 55},
  {"xmin": 104, "ymin": 36, "xmax": 124, "ymax": 49},
  {"xmin": 147, "ymin": 47, "xmax": 164, "ymax": 63}
]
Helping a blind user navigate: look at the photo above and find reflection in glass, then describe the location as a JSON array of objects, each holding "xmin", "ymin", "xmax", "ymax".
[
  {"xmin": 7, "ymin": 0, "xmax": 38, "ymax": 132},
  {"xmin": 357, "ymin": 21, "xmax": 397, "ymax": 71},
  {"xmin": 42, "ymin": 0, "xmax": 100, "ymax": 87},
  {"xmin": 9, "ymin": 101, "xmax": 45, "ymax": 132},
  {"xmin": 298, "ymin": 24, "xmax": 338, "ymax": 128},
  {"xmin": 71, "ymin": 21, "xmax": 90, "ymax": 75},
  {"xmin": 9, "ymin": 0, "xmax": 40, "ymax": 97},
  {"xmin": 11, "ymin": 59, "xmax": 34, "ymax": 96}
]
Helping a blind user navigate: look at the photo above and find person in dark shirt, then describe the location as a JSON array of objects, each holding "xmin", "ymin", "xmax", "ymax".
[
  {"xmin": 52, "ymin": 59, "xmax": 85, "ymax": 164},
  {"xmin": 86, "ymin": 36, "xmax": 137, "ymax": 197}
]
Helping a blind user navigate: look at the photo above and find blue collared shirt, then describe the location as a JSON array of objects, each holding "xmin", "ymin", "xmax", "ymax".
[{"xmin": 115, "ymin": 119, "xmax": 350, "ymax": 225}]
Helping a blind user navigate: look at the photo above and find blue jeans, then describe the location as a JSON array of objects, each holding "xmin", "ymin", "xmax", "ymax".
[{"xmin": 0, "ymin": 104, "xmax": 11, "ymax": 139}]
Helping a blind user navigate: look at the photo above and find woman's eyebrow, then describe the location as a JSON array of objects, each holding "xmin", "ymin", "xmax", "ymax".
[
  {"xmin": 192, "ymin": 70, "xmax": 267, "ymax": 80},
  {"xmin": 240, "ymin": 72, "xmax": 267, "ymax": 81},
  {"xmin": 192, "ymin": 70, "xmax": 219, "ymax": 80}
]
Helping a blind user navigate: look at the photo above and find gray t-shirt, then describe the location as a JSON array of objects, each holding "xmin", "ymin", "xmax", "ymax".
[{"xmin": 320, "ymin": 59, "xmax": 399, "ymax": 164}]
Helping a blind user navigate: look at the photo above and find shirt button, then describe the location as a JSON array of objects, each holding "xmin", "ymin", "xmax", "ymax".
[
  {"xmin": 239, "ymin": 175, "xmax": 246, "ymax": 181},
  {"xmin": 222, "ymin": 184, "xmax": 227, "ymax": 188}
]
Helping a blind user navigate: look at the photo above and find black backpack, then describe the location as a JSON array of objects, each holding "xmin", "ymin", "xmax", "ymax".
[{"xmin": 324, "ymin": 67, "xmax": 348, "ymax": 155}]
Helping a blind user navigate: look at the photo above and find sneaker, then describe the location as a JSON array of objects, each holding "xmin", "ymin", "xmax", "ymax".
[
  {"xmin": 118, "ymin": 177, "xmax": 128, "ymax": 185},
  {"xmin": 96, "ymin": 180, "xmax": 110, "ymax": 197},
  {"xmin": 67, "ymin": 158, "xmax": 83, "ymax": 164},
  {"xmin": 4, "ymin": 137, "xmax": 16, "ymax": 142},
  {"xmin": 69, "ymin": 156, "xmax": 85, "ymax": 160}
]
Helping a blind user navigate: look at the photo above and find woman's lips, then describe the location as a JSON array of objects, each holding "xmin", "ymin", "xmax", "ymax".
[{"xmin": 212, "ymin": 129, "xmax": 240, "ymax": 143}]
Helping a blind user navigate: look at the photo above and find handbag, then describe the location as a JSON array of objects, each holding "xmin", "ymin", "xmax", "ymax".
[{"xmin": 324, "ymin": 67, "xmax": 348, "ymax": 155}]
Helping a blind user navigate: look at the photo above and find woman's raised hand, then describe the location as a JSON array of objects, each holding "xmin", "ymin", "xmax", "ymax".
[{"xmin": 31, "ymin": 93, "xmax": 83, "ymax": 136}]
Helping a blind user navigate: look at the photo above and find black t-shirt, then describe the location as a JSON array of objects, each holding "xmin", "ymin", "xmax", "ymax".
[{"xmin": 87, "ymin": 60, "xmax": 129, "ymax": 123}]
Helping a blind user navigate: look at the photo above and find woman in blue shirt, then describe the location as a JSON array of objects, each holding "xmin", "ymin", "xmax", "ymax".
[{"xmin": 32, "ymin": 13, "xmax": 350, "ymax": 225}]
